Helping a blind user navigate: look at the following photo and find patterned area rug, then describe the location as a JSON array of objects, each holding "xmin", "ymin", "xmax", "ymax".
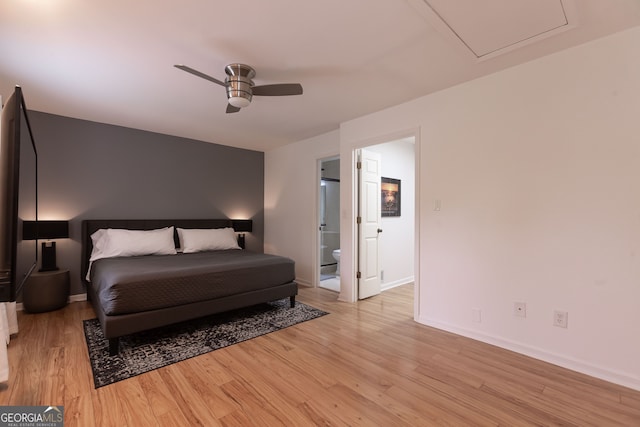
[{"xmin": 83, "ymin": 299, "xmax": 328, "ymax": 388}]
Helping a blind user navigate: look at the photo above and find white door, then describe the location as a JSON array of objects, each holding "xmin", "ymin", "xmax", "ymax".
[{"xmin": 358, "ymin": 149, "xmax": 382, "ymax": 299}]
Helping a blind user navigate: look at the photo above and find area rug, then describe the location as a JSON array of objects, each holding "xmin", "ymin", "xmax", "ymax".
[{"xmin": 83, "ymin": 299, "xmax": 328, "ymax": 388}]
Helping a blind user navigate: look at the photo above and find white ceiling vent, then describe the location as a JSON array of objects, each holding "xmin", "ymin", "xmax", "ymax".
[{"xmin": 421, "ymin": 0, "xmax": 575, "ymax": 60}]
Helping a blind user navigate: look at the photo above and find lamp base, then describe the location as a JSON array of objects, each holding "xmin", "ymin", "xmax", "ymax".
[{"xmin": 40, "ymin": 241, "xmax": 59, "ymax": 272}]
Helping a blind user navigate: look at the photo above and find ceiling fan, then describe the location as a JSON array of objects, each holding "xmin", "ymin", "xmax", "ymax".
[{"xmin": 174, "ymin": 63, "xmax": 303, "ymax": 113}]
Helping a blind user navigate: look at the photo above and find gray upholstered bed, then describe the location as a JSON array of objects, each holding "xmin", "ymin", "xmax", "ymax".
[{"xmin": 81, "ymin": 219, "xmax": 297, "ymax": 355}]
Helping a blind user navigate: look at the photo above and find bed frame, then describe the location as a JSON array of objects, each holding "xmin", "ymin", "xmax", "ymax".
[{"xmin": 81, "ymin": 219, "xmax": 298, "ymax": 355}]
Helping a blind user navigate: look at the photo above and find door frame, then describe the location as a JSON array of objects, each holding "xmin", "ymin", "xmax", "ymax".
[{"xmin": 342, "ymin": 127, "xmax": 421, "ymax": 320}]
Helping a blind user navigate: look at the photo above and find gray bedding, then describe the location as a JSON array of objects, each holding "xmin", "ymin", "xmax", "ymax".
[{"xmin": 90, "ymin": 250, "xmax": 295, "ymax": 316}]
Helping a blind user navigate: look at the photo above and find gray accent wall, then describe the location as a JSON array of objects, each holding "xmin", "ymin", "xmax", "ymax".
[{"xmin": 29, "ymin": 111, "xmax": 264, "ymax": 297}]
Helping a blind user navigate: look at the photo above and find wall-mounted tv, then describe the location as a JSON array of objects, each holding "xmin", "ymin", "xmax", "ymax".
[{"xmin": 0, "ymin": 86, "xmax": 38, "ymax": 302}]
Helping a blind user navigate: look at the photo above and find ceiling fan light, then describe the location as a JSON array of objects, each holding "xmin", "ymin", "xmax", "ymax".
[{"xmin": 228, "ymin": 95, "xmax": 251, "ymax": 108}]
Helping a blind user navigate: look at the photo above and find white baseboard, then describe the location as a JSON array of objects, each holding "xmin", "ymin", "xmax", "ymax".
[
  {"xmin": 381, "ymin": 276, "xmax": 414, "ymax": 291},
  {"xmin": 69, "ymin": 293, "xmax": 87, "ymax": 302},
  {"xmin": 418, "ymin": 315, "xmax": 640, "ymax": 392},
  {"xmin": 16, "ymin": 293, "xmax": 88, "ymax": 311},
  {"xmin": 295, "ymin": 278, "xmax": 313, "ymax": 287}
]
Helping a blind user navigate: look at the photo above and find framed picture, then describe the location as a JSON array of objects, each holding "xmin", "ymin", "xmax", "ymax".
[{"xmin": 381, "ymin": 177, "xmax": 401, "ymax": 217}]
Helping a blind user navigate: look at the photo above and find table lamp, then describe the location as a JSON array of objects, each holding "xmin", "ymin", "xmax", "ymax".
[{"xmin": 22, "ymin": 220, "xmax": 69, "ymax": 271}]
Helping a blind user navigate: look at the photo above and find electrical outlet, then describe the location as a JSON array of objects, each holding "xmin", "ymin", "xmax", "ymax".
[
  {"xmin": 514, "ymin": 302, "xmax": 526, "ymax": 317},
  {"xmin": 472, "ymin": 308, "xmax": 482, "ymax": 323},
  {"xmin": 554, "ymin": 311, "xmax": 568, "ymax": 328}
]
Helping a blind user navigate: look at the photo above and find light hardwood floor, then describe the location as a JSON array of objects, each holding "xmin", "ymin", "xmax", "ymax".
[{"xmin": 1, "ymin": 284, "xmax": 639, "ymax": 426}]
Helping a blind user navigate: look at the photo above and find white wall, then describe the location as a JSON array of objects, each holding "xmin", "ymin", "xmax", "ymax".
[
  {"xmin": 340, "ymin": 26, "xmax": 640, "ymax": 390},
  {"xmin": 264, "ymin": 130, "xmax": 340, "ymax": 286}
]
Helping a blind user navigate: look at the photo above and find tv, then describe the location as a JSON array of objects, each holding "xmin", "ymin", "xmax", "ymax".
[{"xmin": 0, "ymin": 86, "xmax": 38, "ymax": 302}]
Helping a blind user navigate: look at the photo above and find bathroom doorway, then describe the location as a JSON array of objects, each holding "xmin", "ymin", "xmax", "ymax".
[{"xmin": 318, "ymin": 157, "xmax": 340, "ymax": 292}]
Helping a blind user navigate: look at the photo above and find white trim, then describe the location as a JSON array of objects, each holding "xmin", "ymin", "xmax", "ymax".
[
  {"xmin": 419, "ymin": 315, "xmax": 640, "ymax": 392},
  {"xmin": 295, "ymin": 277, "xmax": 313, "ymax": 288},
  {"xmin": 15, "ymin": 292, "xmax": 87, "ymax": 311},
  {"xmin": 344, "ymin": 127, "xmax": 420, "ymax": 307},
  {"xmin": 412, "ymin": 128, "xmax": 421, "ymax": 322},
  {"xmin": 69, "ymin": 293, "xmax": 87, "ymax": 303},
  {"xmin": 313, "ymin": 159, "xmax": 322, "ymax": 289},
  {"xmin": 381, "ymin": 277, "xmax": 414, "ymax": 292}
]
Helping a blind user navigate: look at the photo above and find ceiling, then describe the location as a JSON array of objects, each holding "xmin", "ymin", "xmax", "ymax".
[{"xmin": 1, "ymin": 0, "xmax": 640, "ymax": 152}]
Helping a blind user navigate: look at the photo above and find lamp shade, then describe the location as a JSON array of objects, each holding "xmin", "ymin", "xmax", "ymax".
[
  {"xmin": 231, "ymin": 219, "xmax": 252, "ymax": 233},
  {"xmin": 23, "ymin": 220, "xmax": 69, "ymax": 240}
]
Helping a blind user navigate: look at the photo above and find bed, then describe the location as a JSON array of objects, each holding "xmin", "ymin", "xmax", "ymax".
[{"xmin": 81, "ymin": 219, "xmax": 297, "ymax": 355}]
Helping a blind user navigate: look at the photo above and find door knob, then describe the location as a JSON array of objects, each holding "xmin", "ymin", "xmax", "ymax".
[{"xmin": 377, "ymin": 228, "xmax": 383, "ymax": 233}]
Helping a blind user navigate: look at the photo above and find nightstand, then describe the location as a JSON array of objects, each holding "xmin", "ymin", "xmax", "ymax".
[{"xmin": 23, "ymin": 270, "xmax": 70, "ymax": 313}]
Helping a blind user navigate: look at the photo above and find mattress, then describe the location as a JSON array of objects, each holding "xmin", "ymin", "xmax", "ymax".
[{"xmin": 89, "ymin": 250, "xmax": 295, "ymax": 316}]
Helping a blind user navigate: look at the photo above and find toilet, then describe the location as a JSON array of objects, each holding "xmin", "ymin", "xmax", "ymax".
[{"xmin": 332, "ymin": 249, "xmax": 341, "ymax": 275}]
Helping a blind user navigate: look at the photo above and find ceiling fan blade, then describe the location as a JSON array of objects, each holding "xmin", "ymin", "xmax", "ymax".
[
  {"xmin": 174, "ymin": 64, "xmax": 226, "ymax": 87},
  {"xmin": 226, "ymin": 104, "xmax": 241, "ymax": 114},
  {"xmin": 252, "ymin": 83, "xmax": 303, "ymax": 96}
]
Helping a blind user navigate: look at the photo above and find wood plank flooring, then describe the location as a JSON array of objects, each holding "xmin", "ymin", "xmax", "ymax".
[{"xmin": 1, "ymin": 284, "xmax": 639, "ymax": 426}]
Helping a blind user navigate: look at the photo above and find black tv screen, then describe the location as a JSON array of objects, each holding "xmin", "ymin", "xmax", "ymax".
[{"xmin": 0, "ymin": 86, "xmax": 38, "ymax": 302}]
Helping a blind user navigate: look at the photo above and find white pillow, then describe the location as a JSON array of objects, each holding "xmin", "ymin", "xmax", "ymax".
[
  {"xmin": 89, "ymin": 227, "xmax": 177, "ymax": 262},
  {"xmin": 177, "ymin": 227, "xmax": 240, "ymax": 253}
]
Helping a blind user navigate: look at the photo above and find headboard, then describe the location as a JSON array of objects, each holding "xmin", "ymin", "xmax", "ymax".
[{"xmin": 81, "ymin": 219, "xmax": 241, "ymax": 284}]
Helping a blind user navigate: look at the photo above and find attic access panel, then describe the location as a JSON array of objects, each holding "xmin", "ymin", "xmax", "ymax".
[{"xmin": 423, "ymin": 0, "xmax": 572, "ymax": 59}]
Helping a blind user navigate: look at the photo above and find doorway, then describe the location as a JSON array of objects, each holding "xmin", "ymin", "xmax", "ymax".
[
  {"xmin": 355, "ymin": 137, "xmax": 416, "ymax": 300},
  {"xmin": 318, "ymin": 157, "xmax": 340, "ymax": 292}
]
